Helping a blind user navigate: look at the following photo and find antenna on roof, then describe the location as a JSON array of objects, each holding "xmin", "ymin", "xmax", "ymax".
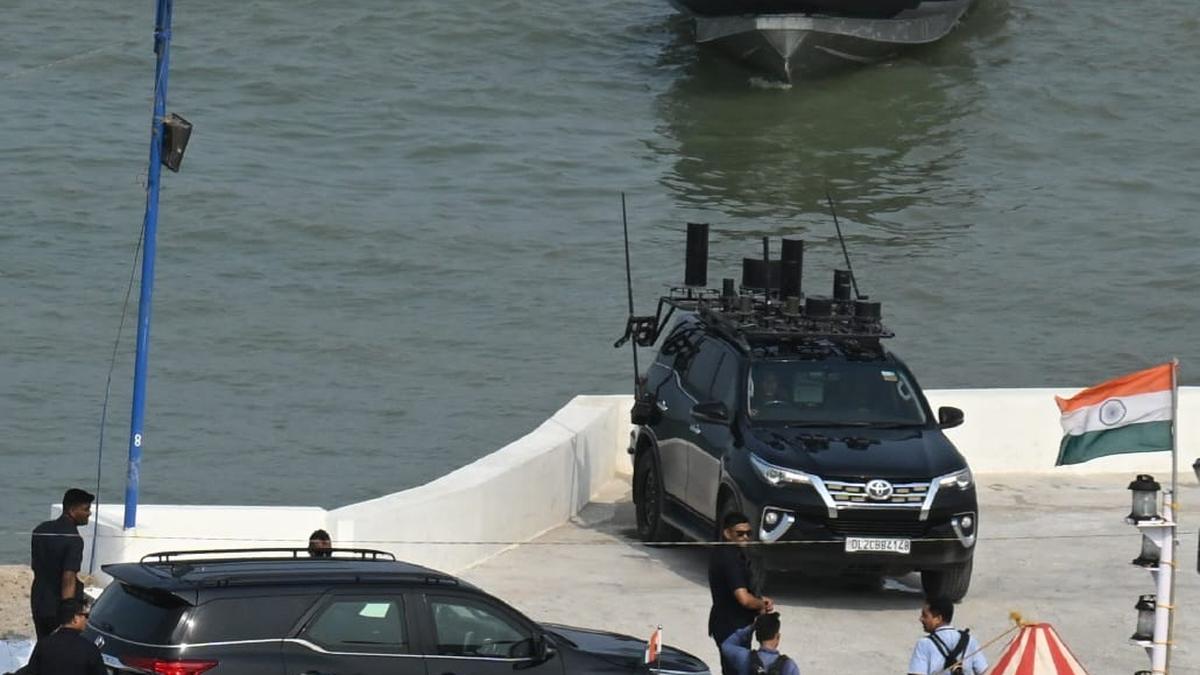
[
  {"xmin": 619, "ymin": 193, "xmax": 640, "ymax": 387},
  {"xmin": 613, "ymin": 195, "xmax": 663, "ymax": 426},
  {"xmin": 825, "ymin": 186, "xmax": 862, "ymax": 300}
]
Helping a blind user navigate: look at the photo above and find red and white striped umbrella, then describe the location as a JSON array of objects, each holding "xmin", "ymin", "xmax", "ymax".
[{"xmin": 990, "ymin": 623, "xmax": 1088, "ymax": 674}]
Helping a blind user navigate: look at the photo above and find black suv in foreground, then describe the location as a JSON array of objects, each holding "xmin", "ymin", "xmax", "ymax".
[
  {"xmin": 619, "ymin": 226, "xmax": 977, "ymax": 600},
  {"xmin": 83, "ymin": 549, "xmax": 709, "ymax": 675}
]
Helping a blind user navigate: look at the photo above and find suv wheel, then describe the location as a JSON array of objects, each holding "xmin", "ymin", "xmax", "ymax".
[
  {"xmin": 634, "ymin": 452, "xmax": 675, "ymax": 542},
  {"xmin": 920, "ymin": 556, "xmax": 973, "ymax": 602}
]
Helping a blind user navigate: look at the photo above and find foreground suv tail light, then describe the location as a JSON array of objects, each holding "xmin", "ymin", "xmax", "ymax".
[{"xmin": 123, "ymin": 657, "xmax": 219, "ymax": 675}]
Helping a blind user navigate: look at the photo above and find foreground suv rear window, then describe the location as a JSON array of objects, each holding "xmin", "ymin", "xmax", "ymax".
[{"xmin": 90, "ymin": 583, "xmax": 190, "ymax": 644}]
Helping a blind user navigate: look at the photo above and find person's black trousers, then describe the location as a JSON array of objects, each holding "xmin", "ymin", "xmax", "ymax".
[{"xmin": 33, "ymin": 615, "xmax": 58, "ymax": 640}]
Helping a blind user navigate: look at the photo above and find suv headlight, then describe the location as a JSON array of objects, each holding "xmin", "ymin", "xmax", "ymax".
[
  {"xmin": 937, "ymin": 468, "xmax": 973, "ymax": 490},
  {"xmin": 750, "ymin": 453, "xmax": 814, "ymax": 487}
]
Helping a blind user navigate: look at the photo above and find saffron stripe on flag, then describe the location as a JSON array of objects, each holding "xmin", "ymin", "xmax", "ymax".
[
  {"xmin": 1055, "ymin": 363, "xmax": 1173, "ymax": 414},
  {"xmin": 1056, "ymin": 420, "xmax": 1172, "ymax": 466}
]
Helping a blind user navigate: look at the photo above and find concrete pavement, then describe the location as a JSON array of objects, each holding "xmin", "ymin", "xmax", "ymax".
[{"xmin": 464, "ymin": 475, "xmax": 1200, "ymax": 673}]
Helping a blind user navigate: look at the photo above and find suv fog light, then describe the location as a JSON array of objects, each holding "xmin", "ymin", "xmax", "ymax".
[
  {"xmin": 960, "ymin": 515, "xmax": 974, "ymax": 531},
  {"xmin": 759, "ymin": 508, "xmax": 795, "ymax": 543}
]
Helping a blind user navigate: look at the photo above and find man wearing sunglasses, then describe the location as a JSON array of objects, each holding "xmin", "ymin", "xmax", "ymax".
[
  {"xmin": 709, "ymin": 512, "xmax": 773, "ymax": 675},
  {"xmin": 9, "ymin": 599, "xmax": 104, "ymax": 675}
]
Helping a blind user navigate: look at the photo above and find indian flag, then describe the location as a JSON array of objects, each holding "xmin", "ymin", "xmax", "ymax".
[
  {"xmin": 644, "ymin": 626, "xmax": 662, "ymax": 665},
  {"xmin": 1055, "ymin": 363, "xmax": 1175, "ymax": 466}
]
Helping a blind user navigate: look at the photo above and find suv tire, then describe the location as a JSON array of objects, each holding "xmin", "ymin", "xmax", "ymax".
[
  {"xmin": 634, "ymin": 451, "xmax": 676, "ymax": 543},
  {"xmin": 920, "ymin": 557, "xmax": 973, "ymax": 602}
]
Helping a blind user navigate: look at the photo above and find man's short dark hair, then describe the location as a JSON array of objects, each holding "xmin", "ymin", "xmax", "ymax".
[
  {"xmin": 57, "ymin": 598, "xmax": 88, "ymax": 626},
  {"xmin": 925, "ymin": 597, "xmax": 955, "ymax": 624},
  {"xmin": 754, "ymin": 612, "xmax": 781, "ymax": 642},
  {"xmin": 721, "ymin": 511, "xmax": 750, "ymax": 530},
  {"xmin": 309, "ymin": 529, "xmax": 331, "ymax": 542},
  {"xmin": 62, "ymin": 488, "xmax": 95, "ymax": 512}
]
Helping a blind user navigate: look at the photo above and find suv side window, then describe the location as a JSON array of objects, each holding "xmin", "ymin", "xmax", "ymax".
[
  {"xmin": 428, "ymin": 596, "xmax": 535, "ymax": 659},
  {"xmin": 710, "ymin": 351, "xmax": 741, "ymax": 410},
  {"xmin": 187, "ymin": 593, "xmax": 318, "ymax": 643},
  {"xmin": 682, "ymin": 338, "xmax": 723, "ymax": 398},
  {"xmin": 303, "ymin": 596, "xmax": 409, "ymax": 653}
]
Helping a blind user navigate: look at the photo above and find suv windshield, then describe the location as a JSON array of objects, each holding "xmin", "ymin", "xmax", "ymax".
[{"xmin": 748, "ymin": 360, "xmax": 927, "ymax": 426}]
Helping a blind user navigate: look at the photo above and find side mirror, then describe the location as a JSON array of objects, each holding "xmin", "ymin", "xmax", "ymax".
[
  {"xmin": 533, "ymin": 635, "xmax": 557, "ymax": 663},
  {"xmin": 692, "ymin": 401, "xmax": 730, "ymax": 424},
  {"xmin": 937, "ymin": 406, "xmax": 964, "ymax": 429}
]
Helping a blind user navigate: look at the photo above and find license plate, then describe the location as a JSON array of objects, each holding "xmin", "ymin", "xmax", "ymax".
[{"xmin": 845, "ymin": 537, "xmax": 911, "ymax": 554}]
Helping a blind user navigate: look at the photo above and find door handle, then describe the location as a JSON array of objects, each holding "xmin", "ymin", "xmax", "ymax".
[
  {"xmin": 689, "ymin": 424, "xmax": 701, "ymax": 434},
  {"xmin": 657, "ymin": 400, "xmax": 669, "ymax": 412}
]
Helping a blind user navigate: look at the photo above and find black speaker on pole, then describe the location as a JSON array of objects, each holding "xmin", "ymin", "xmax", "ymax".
[
  {"xmin": 781, "ymin": 238, "xmax": 804, "ymax": 297},
  {"xmin": 684, "ymin": 223, "xmax": 709, "ymax": 287}
]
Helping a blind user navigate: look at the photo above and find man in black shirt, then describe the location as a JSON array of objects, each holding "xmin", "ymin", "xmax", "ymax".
[
  {"xmin": 30, "ymin": 488, "xmax": 93, "ymax": 639},
  {"xmin": 709, "ymin": 511, "xmax": 772, "ymax": 675},
  {"xmin": 11, "ymin": 598, "xmax": 105, "ymax": 675}
]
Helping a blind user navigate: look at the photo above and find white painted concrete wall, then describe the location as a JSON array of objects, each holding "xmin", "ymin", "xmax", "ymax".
[
  {"xmin": 928, "ymin": 387, "xmax": 1197, "ymax": 475},
  {"xmin": 326, "ymin": 394, "xmax": 630, "ymax": 573},
  {"xmin": 78, "ymin": 388, "xmax": 1196, "ymax": 584}
]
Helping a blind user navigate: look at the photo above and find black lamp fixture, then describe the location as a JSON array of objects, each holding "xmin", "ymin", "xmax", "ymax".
[
  {"xmin": 161, "ymin": 112, "xmax": 192, "ymax": 172},
  {"xmin": 1131, "ymin": 594, "xmax": 1156, "ymax": 642},
  {"xmin": 1127, "ymin": 474, "xmax": 1161, "ymax": 523}
]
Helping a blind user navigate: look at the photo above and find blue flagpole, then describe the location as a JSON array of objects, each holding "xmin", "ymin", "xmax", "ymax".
[{"xmin": 124, "ymin": 0, "xmax": 174, "ymax": 530}]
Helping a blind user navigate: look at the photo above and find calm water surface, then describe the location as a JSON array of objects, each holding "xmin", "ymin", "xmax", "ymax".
[{"xmin": 1, "ymin": 0, "xmax": 1198, "ymax": 561}]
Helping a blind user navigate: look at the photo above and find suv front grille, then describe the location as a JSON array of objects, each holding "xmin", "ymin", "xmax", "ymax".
[
  {"xmin": 827, "ymin": 519, "xmax": 928, "ymax": 538},
  {"xmin": 824, "ymin": 479, "xmax": 929, "ymax": 508}
]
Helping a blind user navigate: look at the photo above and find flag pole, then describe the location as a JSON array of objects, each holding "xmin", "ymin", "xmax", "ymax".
[{"xmin": 1165, "ymin": 358, "xmax": 1180, "ymax": 672}]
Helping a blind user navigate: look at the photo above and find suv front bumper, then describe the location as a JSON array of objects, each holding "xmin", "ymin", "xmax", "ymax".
[{"xmin": 733, "ymin": 469, "xmax": 978, "ymax": 574}]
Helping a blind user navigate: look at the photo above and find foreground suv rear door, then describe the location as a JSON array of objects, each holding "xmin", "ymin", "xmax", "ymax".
[{"xmin": 283, "ymin": 592, "xmax": 425, "ymax": 675}]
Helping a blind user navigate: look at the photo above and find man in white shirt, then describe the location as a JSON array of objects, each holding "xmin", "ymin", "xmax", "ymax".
[{"xmin": 907, "ymin": 597, "xmax": 988, "ymax": 675}]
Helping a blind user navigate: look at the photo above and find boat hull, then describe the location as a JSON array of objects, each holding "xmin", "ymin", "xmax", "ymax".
[{"xmin": 679, "ymin": 0, "xmax": 972, "ymax": 80}]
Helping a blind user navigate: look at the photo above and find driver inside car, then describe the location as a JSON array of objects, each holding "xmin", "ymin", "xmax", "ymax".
[{"xmin": 750, "ymin": 370, "xmax": 789, "ymax": 416}]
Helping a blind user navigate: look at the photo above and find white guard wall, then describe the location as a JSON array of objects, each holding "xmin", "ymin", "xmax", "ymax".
[{"xmin": 77, "ymin": 388, "xmax": 1196, "ymax": 584}]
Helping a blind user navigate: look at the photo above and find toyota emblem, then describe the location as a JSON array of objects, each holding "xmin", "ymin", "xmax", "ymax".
[{"xmin": 866, "ymin": 479, "xmax": 894, "ymax": 501}]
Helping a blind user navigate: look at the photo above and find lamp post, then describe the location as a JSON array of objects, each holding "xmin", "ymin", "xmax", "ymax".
[{"xmin": 1125, "ymin": 473, "xmax": 1173, "ymax": 673}]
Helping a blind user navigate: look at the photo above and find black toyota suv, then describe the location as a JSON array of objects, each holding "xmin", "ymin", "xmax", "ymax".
[
  {"xmin": 617, "ymin": 226, "xmax": 977, "ymax": 600},
  {"xmin": 82, "ymin": 548, "xmax": 709, "ymax": 675}
]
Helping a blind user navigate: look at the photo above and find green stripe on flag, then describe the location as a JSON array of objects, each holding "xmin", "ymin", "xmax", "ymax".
[{"xmin": 1056, "ymin": 420, "xmax": 1173, "ymax": 466}]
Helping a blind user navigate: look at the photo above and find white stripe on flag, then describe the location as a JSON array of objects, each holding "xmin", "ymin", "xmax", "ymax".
[{"xmin": 1059, "ymin": 389, "xmax": 1172, "ymax": 436}]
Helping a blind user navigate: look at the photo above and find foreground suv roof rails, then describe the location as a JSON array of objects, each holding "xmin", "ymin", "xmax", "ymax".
[{"xmin": 139, "ymin": 547, "xmax": 398, "ymax": 564}]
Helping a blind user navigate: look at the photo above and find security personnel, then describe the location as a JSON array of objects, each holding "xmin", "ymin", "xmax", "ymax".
[
  {"xmin": 13, "ymin": 599, "xmax": 105, "ymax": 675},
  {"xmin": 709, "ymin": 511, "xmax": 772, "ymax": 675},
  {"xmin": 30, "ymin": 488, "xmax": 93, "ymax": 639}
]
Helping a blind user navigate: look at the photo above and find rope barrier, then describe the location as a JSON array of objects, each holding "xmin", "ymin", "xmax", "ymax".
[
  {"xmin": 14, "ymin": 529, "xmax": 1195, "ymax": 546},
  {"xmin": 932, "ymin": 613, "xmax": 1022, "ymax": 675}
]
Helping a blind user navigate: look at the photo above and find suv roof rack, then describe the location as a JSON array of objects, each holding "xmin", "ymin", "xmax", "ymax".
[{"xmin": 139, "ymin": 547, "xmax": 398, "ymax": 564}]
